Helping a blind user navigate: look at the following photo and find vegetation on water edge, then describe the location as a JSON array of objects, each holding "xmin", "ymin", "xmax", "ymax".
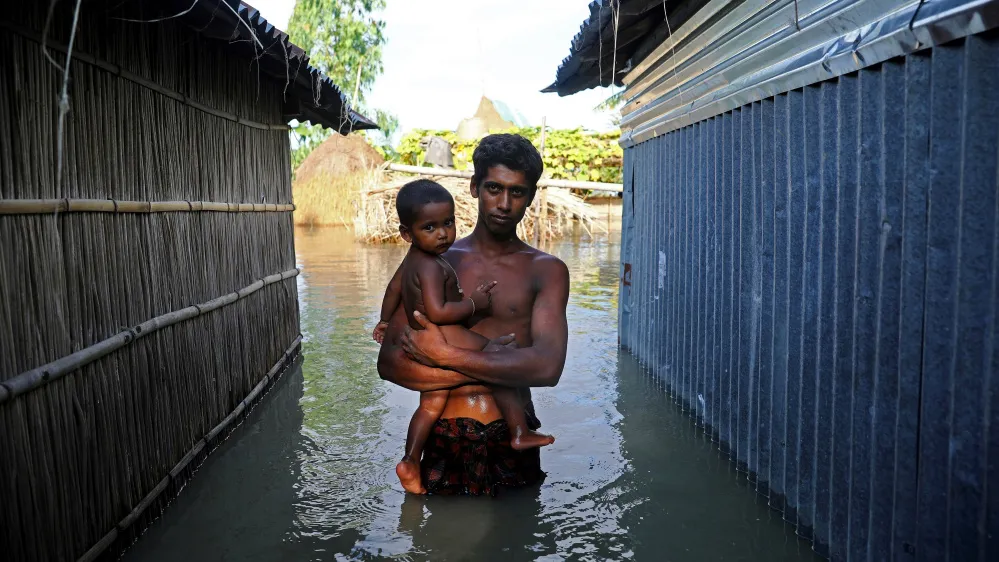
[{"xmin": 396, "ymin": 127, "xmax": 623, "ymax": 184}]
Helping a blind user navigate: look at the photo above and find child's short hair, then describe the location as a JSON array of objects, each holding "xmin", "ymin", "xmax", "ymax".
[{"xmin": 396, "ymin": 179, "xmax": 454, "ymax": 227}]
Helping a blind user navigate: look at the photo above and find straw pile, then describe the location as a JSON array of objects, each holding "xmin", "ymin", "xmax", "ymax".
[{"xmin": 355, "ymin": 170, "xmax": 606, "ymax": 243}]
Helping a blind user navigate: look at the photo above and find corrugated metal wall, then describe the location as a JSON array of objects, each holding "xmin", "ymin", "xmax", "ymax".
[{"xmin": 618, "ymin": 33, "xmax": 999, "ymax": 562}]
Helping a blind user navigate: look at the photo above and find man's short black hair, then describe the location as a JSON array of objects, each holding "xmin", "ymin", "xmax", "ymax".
[
  {"xmin": 396, "ymin": 179, "xmax": 454, "ymax": 227},
  {"xmin": 472, "ymin": 134, "xmax": 543, "ymax": 189}
]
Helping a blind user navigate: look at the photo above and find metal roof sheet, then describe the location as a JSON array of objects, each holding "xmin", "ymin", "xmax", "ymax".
[{"xmin": 542, "ymin": 0, "xmax": 705, "ymax": 97}]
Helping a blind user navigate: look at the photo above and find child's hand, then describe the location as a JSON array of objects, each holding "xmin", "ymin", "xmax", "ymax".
[
  {"xmin": 470, "ymin": 280, "xmax": 497, "ymax": 312},
  {"xmin": 372, "ymin": 321, "xmax": 388, "ymax": 344}
]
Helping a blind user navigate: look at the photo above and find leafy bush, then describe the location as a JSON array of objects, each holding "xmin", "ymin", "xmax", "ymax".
[{"xmin": 396, "ymin": 127, "xmax": 622, "ymax": 184}]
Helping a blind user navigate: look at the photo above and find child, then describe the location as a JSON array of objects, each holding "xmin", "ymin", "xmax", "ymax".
[{"xmin": 372, "ymin": 179, "xmax": 554, "ymax": 494}]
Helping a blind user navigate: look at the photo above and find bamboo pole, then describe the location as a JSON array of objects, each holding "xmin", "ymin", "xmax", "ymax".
[
  {"xmin": 387, "ymin": 164, "xmax": 473, "ymax": 179},
  {"xmin": 532, "ymin": 177, "xmax": 623, "ymax": 192},
  {"xmin": 534, "ymin": 117, "xmax": 547, "ymax": 247},
  {"xmin": 0, "ymin": 268, "xmax": 301, "ymax": 404},
  {"xmin": 386, "ymin": 163, "xmax": 623, "ymax": 193},
  {"xmin": 0, "ymin": 199, "xmax": 295, "ymax": 215},
  {"xmin": 76, "ymin": 335, "xmax": 303, "ymax": 562}
]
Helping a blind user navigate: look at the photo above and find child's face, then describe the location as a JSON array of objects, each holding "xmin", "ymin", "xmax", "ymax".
[{"xmin": 402, "ymin": 201, "xmax": 456, "ymax": 254}]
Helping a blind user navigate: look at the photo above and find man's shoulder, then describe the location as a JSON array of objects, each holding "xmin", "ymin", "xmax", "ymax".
[{"xmin": 526, "ymin": 248, "xmax": 569, "ymax": 281}]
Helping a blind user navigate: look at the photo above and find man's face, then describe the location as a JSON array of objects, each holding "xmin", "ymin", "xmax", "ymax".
[{"xmin": 470, "ymin": 165, "xmax": 535, "ymax": 236}]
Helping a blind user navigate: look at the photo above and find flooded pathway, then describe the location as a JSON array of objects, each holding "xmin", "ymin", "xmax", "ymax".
[{"xmin": 124, "ymin": 226, "xmax": 819, "ymax": 561}]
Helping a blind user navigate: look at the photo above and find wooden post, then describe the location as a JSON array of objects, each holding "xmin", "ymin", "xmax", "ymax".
[
  {"xmin": 534, "ymin": 117, "xmax": 547, "ymax": 247},
  {"xmin": 351, "ymin": 59, "xmax": 364, "ymax": 107},
  {"xmin": 538, "ymin": 118, "xmax": 549, "ymax": 245}
]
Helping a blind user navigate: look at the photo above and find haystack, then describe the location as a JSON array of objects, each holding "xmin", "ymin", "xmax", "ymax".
[
  {"xmin": 295, "ymin": 133, "xmax": 384, "ymax": 182},
  {"xmin": 293, "ymin": 134, "xmax": 385, "ymax": 227},
  {"xmin": 355, "ymin": 170, "xmax": 605, "ymax": 244}
]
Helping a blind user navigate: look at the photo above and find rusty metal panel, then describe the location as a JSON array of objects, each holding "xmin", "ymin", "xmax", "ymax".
[{"xmin": 617, "ymin": 32, "xmax": 999, "ymax": 561}]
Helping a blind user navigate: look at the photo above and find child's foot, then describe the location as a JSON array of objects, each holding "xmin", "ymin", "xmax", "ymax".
[
  {"xmin": 396, "ymin": 458, "xmax": 426, "ymax": 494},
  {"xmin": 510, "ymin": 430, "xmax": 556, "ymax": 451}
]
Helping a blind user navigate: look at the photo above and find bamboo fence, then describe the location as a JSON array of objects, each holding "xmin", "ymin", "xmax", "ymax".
[
  {"xmin": 355, "ymin": 171, "xmax": 607, "ymax": 244},
  {"xmin": 1, "ymin": 3, "xmax": 303, "ymax": 561},
  {"xmin": 386, "ymin": 163, "xmax": 625, "ymax": 193}
]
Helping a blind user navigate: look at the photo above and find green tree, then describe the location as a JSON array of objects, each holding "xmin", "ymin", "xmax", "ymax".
[
  {"xmin": 364, "ymin": 108, "xmax": 399, "ymax": 158},
  {"xmin": 288, "ymin": 0, "xmax": 387, "ymax": 105},
  {"xmin": 287, "ymin": 0, "xmax": 396, "ymax": 171},
  {"xmin": 593, "ymin": 88, "xmax": 625, "ymax": 127}
]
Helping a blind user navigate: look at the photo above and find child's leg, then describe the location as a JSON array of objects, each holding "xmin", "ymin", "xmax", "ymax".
[
  {"xmin": 397, "ymin": 389, "xmax": 448, "ymax": 494},
  {"xmin": 492, "ymin": 386, "xmax": 555, "ymax": 451},
  {"xmin": 439, "ymin": 324, "xmax": 489, "ymax": 350}
]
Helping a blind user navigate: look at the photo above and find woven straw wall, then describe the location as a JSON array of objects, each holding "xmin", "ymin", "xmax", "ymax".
[{"xmin": 0, "ymin": 3, "xmax": 301, "ymax": 560}]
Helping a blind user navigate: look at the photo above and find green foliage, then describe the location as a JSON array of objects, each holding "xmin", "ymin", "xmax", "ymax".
[
  {"xmin": 362, "ymin": 108, "xmax": 399, "ymax": 151},
  {"xmin": 287, "ymin": 0, "xmax": 392, "ymax": 172},
  {"xmin": 288, "ymin": 0, "xmax": 386, "ymax": 105},
  {"xmin": 593, "ymin": 89, "xmax": 625, "ymax": 127},
  {"xmin": 396, "ymin": 128, "xmax": 623, "ymax": 183}
]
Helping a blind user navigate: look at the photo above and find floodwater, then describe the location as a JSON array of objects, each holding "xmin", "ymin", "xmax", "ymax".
[{"xmin": 124, "ymin": 224, "xmax": 820, "ymax": 562}]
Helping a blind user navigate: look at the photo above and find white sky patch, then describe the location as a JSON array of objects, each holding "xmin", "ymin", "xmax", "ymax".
[{"xmin": 248, "ymin": 0, "xmax": 620, "ymax": 135}]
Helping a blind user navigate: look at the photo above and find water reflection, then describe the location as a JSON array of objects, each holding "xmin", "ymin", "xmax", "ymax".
[{"xmin": 124, "ymin": 226, "xmax": 818, "ymax": 561}]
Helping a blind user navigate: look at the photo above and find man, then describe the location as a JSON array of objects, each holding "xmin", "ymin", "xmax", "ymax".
[{"xmin": 377, "ymin": 133, "xmax": 570, "ymax": 495}]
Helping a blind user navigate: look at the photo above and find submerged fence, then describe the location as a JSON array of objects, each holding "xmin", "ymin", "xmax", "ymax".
[
  {"xmin": 619, "ymin": 31, "xmax": 999, "ymax": 562},
  {"xmin": 0, "ymin": 4, "xmax": 302, "ymax": 561}
]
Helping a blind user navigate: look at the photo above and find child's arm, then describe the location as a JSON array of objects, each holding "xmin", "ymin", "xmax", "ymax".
[
  {"xmin": 372, "ymin": 263, "xmax": 404, "ymax": 343},
  {"xmin": 416, "ymin": 259, "xmax": 495, "ymax": 325}
]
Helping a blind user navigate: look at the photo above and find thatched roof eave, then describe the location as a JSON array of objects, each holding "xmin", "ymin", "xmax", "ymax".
[{"xmin": 155, "ymin": 0, "xmax": 377, "ymax": 133}]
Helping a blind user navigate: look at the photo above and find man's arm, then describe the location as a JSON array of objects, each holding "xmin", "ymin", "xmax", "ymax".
[
  {"xmin": 400, "ymin": 256, "xmax": 569, "ymax": 387},
  {"xmin": 377, "ymin": 340, "xmax": 477, "ymax": 391},
  {"xmin": 377, "ymin": 305, "xmax": 516, "ymax": 391}
]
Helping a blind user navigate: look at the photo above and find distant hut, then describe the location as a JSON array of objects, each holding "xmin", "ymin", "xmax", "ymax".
[
  {"xmin": 0, "ymin": 1, "xmax": 375, "ymax": 560},
  {"xmin": 455, "ymin": 95, "xmax": 530, "ymax": 140}
]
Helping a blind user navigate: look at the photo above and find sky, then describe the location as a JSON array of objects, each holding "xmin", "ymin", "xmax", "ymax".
[{"xmin": 249, "ymin": 0, "xmax": 619, "ymax": 136}]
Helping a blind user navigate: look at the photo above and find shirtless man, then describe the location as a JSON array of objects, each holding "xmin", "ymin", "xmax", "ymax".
[{"xmin": 377, "ymin": 133, "xmax": 570, "ymax": 495}]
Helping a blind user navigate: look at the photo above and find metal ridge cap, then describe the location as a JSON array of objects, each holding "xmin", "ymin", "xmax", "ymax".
[
  {"xmin": 621, "ymin": 0, "xmax": 791, "ymax": 116},
  {"xmin": 619, "ymin": 5, "xmax": 917, "ymax": 145},
  {"xmin": 621, "ymin": 0, "xmax": 809, "ymax": 128},
  {"xmin": 622, "ymin": 0, "xmax": 751, "ymax": 87},
  {"xmin": 619, "ymin": 0, "xmax": 999, "ymax": 148}
]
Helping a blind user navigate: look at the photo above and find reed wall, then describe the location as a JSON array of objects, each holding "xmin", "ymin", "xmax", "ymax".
[{"xmin": 0, "ymin": 3, "xmax": 301, "ymax": 560}]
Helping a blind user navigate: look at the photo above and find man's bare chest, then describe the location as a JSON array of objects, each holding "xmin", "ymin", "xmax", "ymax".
[{"xmin": 455, "ymin": 256, "xmax": 536, "ymax": 319}]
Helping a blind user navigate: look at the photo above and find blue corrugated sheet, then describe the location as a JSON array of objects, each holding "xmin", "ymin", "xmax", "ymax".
[{"xmin": 618, "ymin": 33, "xmax": 999, "ymax": 561}]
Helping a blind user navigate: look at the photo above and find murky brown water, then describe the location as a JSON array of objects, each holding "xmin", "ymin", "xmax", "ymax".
[{"xmin": 124, "ymin": 225, "xmax": 820, "ymax": 562}]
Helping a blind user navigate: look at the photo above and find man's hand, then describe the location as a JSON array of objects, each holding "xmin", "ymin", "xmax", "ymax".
[
  {"xmin": 483, "ymin": 334, "xmax": 517, "ymax": 352},
  {"xmin": 400, "ymin": 311, "xmax": 449, "ymax": 367}
]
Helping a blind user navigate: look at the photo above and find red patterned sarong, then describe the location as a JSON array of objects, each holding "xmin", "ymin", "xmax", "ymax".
[{"xmin": 420, "ymin": 410, "xmax": 546, "ymax": 496}]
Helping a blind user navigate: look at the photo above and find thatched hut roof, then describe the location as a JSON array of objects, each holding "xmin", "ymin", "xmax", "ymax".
[{"xmin": 129, "ymin": 0, "xmax": 378, "ymax": 133}]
